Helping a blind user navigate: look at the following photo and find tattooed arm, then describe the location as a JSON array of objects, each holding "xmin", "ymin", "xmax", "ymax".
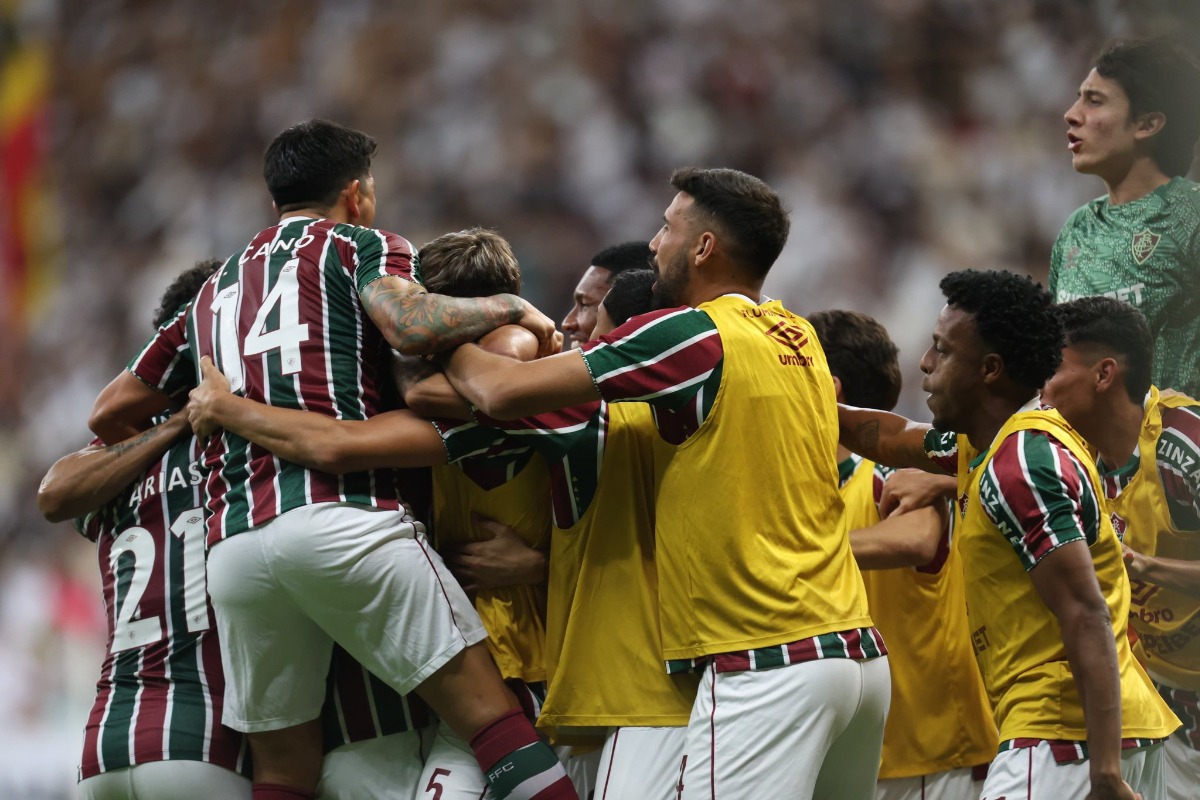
[
  {"xmin": 38, "ymin": 412, "xmax": 191, "ymax": 522},
  {"xmin": 838, "ymin": 404, "xmax": 945, "ymax": 473},
  {"xmin": 360, "ymin": 276, "xmax": 558, "ymax": 358}
]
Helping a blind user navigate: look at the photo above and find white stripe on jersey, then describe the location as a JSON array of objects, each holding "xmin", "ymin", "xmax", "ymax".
[
  {"xmin": 589, "ymin": 327, "xmax": 719, "ymax": 385},
  {"xmin": 158, "ymin": 480, "xmax": 175, "ymax": 758}
]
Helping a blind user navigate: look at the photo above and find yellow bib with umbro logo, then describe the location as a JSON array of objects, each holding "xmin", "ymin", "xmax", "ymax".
[{"xmin": 655, "ymin": 294, "xmax": 872, "ymax": 659}]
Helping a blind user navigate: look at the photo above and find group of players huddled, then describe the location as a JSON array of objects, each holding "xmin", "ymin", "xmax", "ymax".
[{"xmin": 35, "ymin": 35, "xmax": 1200, "ymax": 800}]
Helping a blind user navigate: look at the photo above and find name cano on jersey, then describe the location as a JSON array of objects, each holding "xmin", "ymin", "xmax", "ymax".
[
  {"xmin": 238, "ymin": 233, "xmax": 321, "ymax": 264},
  {"xmin": 128, "ymin": 460, "xmax": 204, "ymax": 507}
]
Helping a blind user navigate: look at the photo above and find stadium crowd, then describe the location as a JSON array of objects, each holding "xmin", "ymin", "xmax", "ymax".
[{"xmin": 2, "ymin": 0, "xmax": 1199, "ymax": 797}]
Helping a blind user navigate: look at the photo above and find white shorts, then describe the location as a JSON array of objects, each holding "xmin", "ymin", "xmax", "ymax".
[
  {"xmin": 875, "ymin": 766, "xmax": 983, "ymax": 800},
  {"xmin": 679, "ymin": 656, "xmax": 891, "ymax": 800},
  {"xmin": 1163, "ymin": 734, "xmax": 1199, "ymax": 800},
  {"xmin": 417, "ymin": 723, "xmax": 489, "ymax": 800},
  {"xmin": 562, "ymin": 746, "xmax": 601, "ymax": 800},
  {"xmin": 77, "ymin": 760, "xmax": 250, "ymax": 800},
  {"xmin": 317, "ymin": 730, "xmax": 429, "ymax": 800},
  {"xmin": 981, "ymin": 741, "xmax": 1164, "ymax": 800},
  {"xmin": 207, "ymin": 503, "xmax": 487, "ymax": 732},
  {"xmin": 596, "ymin": 726, "xmax": 686, "ymax": 800}
]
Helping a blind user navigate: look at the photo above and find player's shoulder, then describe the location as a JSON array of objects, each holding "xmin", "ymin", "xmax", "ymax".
[
  {"xmin": 1161, "ymin": 177, "xmax": 1200, "ymax": 218},
  {"xmin": 329, "ymin": 222, "xmax": 415, "ymax": 251},
  {"xmin": 1060, "ymin": 194, "xmax": 1108, "ymax": 230}
]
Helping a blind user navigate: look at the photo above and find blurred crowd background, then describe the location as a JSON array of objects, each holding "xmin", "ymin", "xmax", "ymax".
[{"xmin": 1, "ymin": 0, "xmax": 1197, "ymax": 794}]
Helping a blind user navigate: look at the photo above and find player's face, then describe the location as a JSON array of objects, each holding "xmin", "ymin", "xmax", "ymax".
[
  {"xmin": 919, "ymin": 304, "xmax": 986, "ymax": 432},
  {"xmin": 649, "ymin": 192, "xmax": 694, "ymax": 309},
  {"xmin": 1040, "ymin": 345, "xmax": 1100, "ymax": 428},
  {"xmin": 1064, "ymin": 69, "xmax": 1138, "ymax": 178},
  {"xmin": 562, "ymin": 267, "xmax": 613, "ymax": 350}
]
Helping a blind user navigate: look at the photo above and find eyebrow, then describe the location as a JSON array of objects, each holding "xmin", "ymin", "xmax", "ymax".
[{"xmin": 1080, "ymin": 88, "xmax": 1107, "ymax": 101}]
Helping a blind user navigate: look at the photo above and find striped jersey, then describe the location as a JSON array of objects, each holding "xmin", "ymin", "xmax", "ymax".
[
  {"xmin": 76, "ymin": 432, "xmax": 247, "ymax": 780},
  {"xmin": 128, "ymin": 217, "xmax": 418, "ymax": 545},
  {"xmin": 321, "ymin": 645, "xmax": 432, "ymax": 753},
  {"xmin": 1100, "ymin": 388, "xmax": 1200, "ymax": 693},
  {"xmin": 581, "ymin": 296, "xmax": 880, "ymax": 663},
  {"xmin": 443, "ymin": 401, "xmax": 700, "ymax": 738},
  {"xmin": 1050, "ymin": 177, "xmax": 1200, "ymax": 396},
  {"xmin": 929, "ymin": 409, "xmax": 1179, "ymax": 746}
]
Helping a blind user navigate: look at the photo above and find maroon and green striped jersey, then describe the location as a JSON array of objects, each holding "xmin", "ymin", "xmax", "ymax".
[
  {"xmin": 75, "ymin": 432, "xmax": 247, "ymax": 780},
  {"xmin": 321, "ymin": 645, "xmax": 432, "ymax": 752},
  {"xmin": 924, "ymin": 424, "xmax": 1103, "ymax": 571},
  {"xmin": 129, "ymin": 217, "xmax": 418, "ymax": 544},
  {"xmin": 1050, "ymin": 177, "xmax": 1200, "ymax": 397}
]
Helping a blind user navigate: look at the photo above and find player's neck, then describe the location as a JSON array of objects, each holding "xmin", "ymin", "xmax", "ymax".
[
  {"xmin": 1102, "ymin": 159, "xmax": 1171, "ymax": 206},
  {"xmin": 1086, "ymin": 397, "xmax": 1144, "ymax": 471},
  {"xmin": 965, "ymin": 392, "xmax": 1036, "ymax": 454}
]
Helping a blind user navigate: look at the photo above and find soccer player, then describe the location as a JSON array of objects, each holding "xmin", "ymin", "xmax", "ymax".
[
  {"xmin": 86, "ymin": 120, "xmax": 572, "ymax": 800},
  {"xmin": 37, "ymin": 260, "xmax": 251, "ymax": 800},
  {"xmin": 1041, "ymin": 296, "xmax": 1200, "ymax": 799},
  {"xmin": 438, "ymin": 168, "xmax": 890, "ymax": 799},
  {"xmin": 839, "ymin": 269, "xmax": 1179, "ymax": 800},
  {"xmin": 433, "ymin": 267, "xmax": 698, "ymax": 800},
  {"xmin": 190, "ymin": 267, "xmax": 699, "ymax": 799},
  {"xmin": 809, "ymin": 309, "xmax": 997, "ymax": 800},
  {"xmin": 1052, "ymin": 37, "xmax": 1200, "ymax": 396},
  {"xmin": 560, "ymin": 241, "xmax": 651, "ymax": 350}
]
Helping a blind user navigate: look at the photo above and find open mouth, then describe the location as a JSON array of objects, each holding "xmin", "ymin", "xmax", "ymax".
[{"xmin": 1067, "ymin": 133, "xmax": 1082, "ymax": 153}]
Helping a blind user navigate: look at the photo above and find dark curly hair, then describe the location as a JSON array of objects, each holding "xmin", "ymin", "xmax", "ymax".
[
  {"xmin": 940, "ymin": 270, "xmax": 1063, "ymax": 392},
  {"xmin": 808, "ymin": 309, "xmax": 902, "ymax": 411},
  {"xmin": 1056, "ymin": 297, "xmax": 1153, "ymax": 401},
  {"xmin": 152, "ymin": 258, "xmax": 223, "ymax": 329}
]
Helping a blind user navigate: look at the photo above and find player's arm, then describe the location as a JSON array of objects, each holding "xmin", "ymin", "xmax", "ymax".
[
  {"xmin": 1123, "ymin": 547, "xmax": 1200, "ymax": 599},
  {"xmin": 838, "ymin": 404, "xmax": 944, "ymax": 472},
  {"xmin": 986, "ymin": 432, "xmax": 1134, "ymax": 799},
  {"xmin": 90, "ymin": 304, "xmax": 195, "ymax": 442},
  {"xmin": 37, "ymin": 413, "xmax": 190, "ymax": 523},
  {"xmin": 360, "ymin": 276, "xmax": 559, "ymax": 358},
  {"xmin": 400, "ymin": 325, "xmax": 540, "ymax": 420},
  {"xmin": 89, "ymin": 371, "xmax": 177, "ymax": 444},
  {"xmin": 850, "ymin": 504, "xmax": 947, "ymax": 570},
  {"xmin": 878, "ymin": 468, "xmax": 958, "ymax": 518},
  {"xmin": 442, "ymin": 344, "xmax": 600, "ymax": 420},
  {"xmin": 188, "ymin": 356, "xmax": 449, "ymax": 473},
  {"xmin": 1031, "ymin": 541, "xmax": 1131, "ymax": 798}
]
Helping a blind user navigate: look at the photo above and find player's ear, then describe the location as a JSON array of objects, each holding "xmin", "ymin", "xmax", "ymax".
[
  {"xmin": 980, "ymin": 352, "xmax": 1005, "ymax": 385},
  {"xmin": 1134, "ymin": 111, "xmax": 1166, "ymax": 142},
  {"xmin": 1094, "ymin": 357, "xmax": 1121, "ymax": 393},
  {"xmin": 343, "ymin": 179, "xmax": 363, "ymax": 222},
  {"xmin": 831, "ymin": 375, "xmax": 845, "ymax": 403}
]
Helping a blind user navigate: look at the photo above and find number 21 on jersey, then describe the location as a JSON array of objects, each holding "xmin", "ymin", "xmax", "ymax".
[
  {"xmin": 110, "ymin": 508, "xmax": 209, "ymax": 653},
  {"xmin": 211, "ymin": 257, "xmax": 311, "ymax": 392}
]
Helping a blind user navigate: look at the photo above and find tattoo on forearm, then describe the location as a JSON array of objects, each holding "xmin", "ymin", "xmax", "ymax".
[
  {"xmin": 107, "ymin": 427, "xmax": 161, "ymax": 458},
  {"xmin": 364, "ymin": 283, "xmax": 522, "ymax": 355}
]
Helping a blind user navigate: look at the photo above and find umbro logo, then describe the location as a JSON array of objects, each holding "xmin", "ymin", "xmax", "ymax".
[{"xmin": 765, "ymin": 321, "xmax": 815, "ymax": 367}]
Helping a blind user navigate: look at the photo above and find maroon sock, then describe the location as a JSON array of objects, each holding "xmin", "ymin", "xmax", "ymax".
[
  {"xmin": 252, "ymin": 784, "xmax": 316, "ymax": 800},
  {"xmin": 469, "ymin": 708, "xmax": 538, "ymax": 772}
]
